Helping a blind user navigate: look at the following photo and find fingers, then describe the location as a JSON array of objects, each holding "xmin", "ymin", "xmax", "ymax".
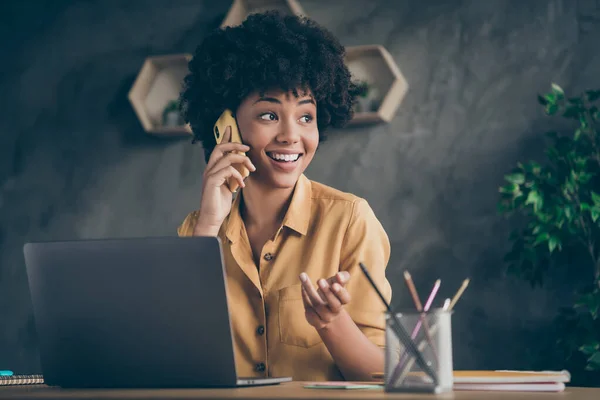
[
  {"xmin": 301, "ymin": 285, "xmax": 313, "ymax": 309},
  {"xmin": 299, "ymin": 273, "xmax": 351, "ymax": 321},
  {"xmin": 205, "ymin": 165, "xmax": 246, "ymax": 190},
  {"xmin": 207, "ymin": 153, "xmax": 256, "ymax": 179},
  {"xmin": 299, "ymin": 273, "xmax": 326, "ymax": 306},
  {"xmin": 317, "ymin": 279, "xmax": 342, "ymax": 313},
  {"xmin": 327, "ymin": 271, "xmax": 350, "ymax": 287},
  {"xmin": 206, "ymin": 126, "xmax": 250, "ymax": 171},
  {"xmin": 331, "ymin": 282, "xmax": 351, "ymax": 305}
]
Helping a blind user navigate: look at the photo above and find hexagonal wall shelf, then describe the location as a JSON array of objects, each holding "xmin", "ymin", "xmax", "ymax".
[
  {"xmin": 128, "ymin": 53, "xmax": 192, "ymax": 136},
  {"xmin": 345, "ymin": 45, "xmax": 408, "ymax": 126},
  {"xmin": 220, "ymin": 0, "xmax": 305, "ymax": 28}
]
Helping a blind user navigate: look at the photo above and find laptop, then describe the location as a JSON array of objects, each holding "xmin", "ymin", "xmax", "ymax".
[{"xmin": 23, "ymin": 236, "xmax": 292, "ymax": 388}]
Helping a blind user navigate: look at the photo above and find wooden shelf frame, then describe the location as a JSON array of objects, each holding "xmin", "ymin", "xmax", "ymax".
[
  {"xmin": 345, "ymin": 45, "xmax": 409, "ymax": 126},
  {"xmin": 220, "ymin": 0, "xmax": 306, "ymax": 28},
  {"xmin": 128, "ymin": 53, "xmax": 193, "ymax": 136}
]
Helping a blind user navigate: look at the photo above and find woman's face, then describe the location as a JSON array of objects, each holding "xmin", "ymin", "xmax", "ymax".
[{"xmin": 235, "ymin": 88, "xmax": 319, "ymax": 189}]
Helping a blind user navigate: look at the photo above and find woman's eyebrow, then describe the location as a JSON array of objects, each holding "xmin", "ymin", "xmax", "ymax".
[
  {"xmin": 298, "ymin": 98, "xmax": 315, "ymax": 105},
  {"xmin": 253, "ymin": 97, "xmax": 281, "ymax": 105},
  {"xmin": 253, "ymin": 96, "xmax": 315, "ymax": 105}
]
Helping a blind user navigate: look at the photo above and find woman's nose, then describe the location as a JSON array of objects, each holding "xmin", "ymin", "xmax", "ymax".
[{"xmin": 275, "ymin": 119, "xmax": 301, "ymax": 144}]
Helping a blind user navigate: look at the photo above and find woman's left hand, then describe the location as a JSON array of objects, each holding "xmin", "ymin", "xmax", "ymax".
[{"xmin": 299, "ymin": 271, "xmax": 351, "ymax": 330}]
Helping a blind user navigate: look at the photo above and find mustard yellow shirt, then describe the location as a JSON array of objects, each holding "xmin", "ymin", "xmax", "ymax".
[{"xmin": 177, "ymin": 174, "xmax": 392, "ymax": 381}]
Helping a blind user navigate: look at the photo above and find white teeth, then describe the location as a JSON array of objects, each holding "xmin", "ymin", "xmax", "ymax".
[{"xmin": 270, "ymin": 153, "xmax": 300, "ymax": 162}]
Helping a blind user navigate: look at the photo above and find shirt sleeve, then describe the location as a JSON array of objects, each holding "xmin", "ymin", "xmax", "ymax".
[
  {"xmin": 177, "ymin": 211, "xmax": 199, "ymax": 237},
  {"xmin": 339, "ymin": 198, "xmax": 392, "ymax": 348}
]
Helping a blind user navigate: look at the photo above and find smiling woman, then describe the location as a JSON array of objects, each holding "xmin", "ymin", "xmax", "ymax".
[
  {"xmin": 176, "ymin": 11, "xmax": 393, "ymax": 382},
  {"xmin": 234, "ymin": 90, "xmax": 318, "ymax": 189}
]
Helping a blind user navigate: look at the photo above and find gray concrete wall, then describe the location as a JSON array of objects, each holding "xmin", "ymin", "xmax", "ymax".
[{"xmin": 1, "ymin": 0, "xmax": 599, "ymax": 380}]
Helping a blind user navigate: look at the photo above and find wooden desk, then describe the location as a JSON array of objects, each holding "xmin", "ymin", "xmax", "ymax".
[{"xmin": 0, "ymin": 382, "xmax": 598, "ymax": 399}]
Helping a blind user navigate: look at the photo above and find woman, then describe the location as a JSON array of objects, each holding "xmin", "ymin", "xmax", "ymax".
[{"xmin": 177, "ymin": 11, "xmax": 392, "ymax": 382}]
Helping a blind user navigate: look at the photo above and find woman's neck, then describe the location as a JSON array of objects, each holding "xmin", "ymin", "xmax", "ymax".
[{"xmin": 240, "ymin": 178, "xmax": 295, "ymax": 231}]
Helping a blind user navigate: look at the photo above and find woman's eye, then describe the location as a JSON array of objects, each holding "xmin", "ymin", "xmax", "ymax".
[
  {"xmin": 299, "ymin": 114, "xmax": 313, "ymax": 123},
  {"xmin": 260, "ymin": 112, "xmax": 277, "ymax": 121}
]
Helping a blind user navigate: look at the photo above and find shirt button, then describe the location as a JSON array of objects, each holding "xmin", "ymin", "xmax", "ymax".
[
  {"xmin": 263, "ymin": 253, "xmax": 274, "ymax": 261},
  {"xmin": 255, "ymin": 362, "xmax": 266, "ymax": 372},
  {"xmin": 256, "ymin": 325, "xmax": 265, "ymax": 336}
]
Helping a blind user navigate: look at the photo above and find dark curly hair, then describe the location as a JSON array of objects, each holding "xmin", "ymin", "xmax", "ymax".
[{"xmin": 179, "ymin": 11, "xmax": 359, "ymax": 162}]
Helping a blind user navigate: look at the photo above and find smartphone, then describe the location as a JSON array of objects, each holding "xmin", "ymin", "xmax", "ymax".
[{"xmin": 213, "ymin": 109, "xmax": 250, "ymax": 192}]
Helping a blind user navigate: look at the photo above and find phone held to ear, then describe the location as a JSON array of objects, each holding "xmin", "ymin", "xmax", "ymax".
[{"xmin": 213, "ymin": 109, "xmax": 251, "ymax": 193}]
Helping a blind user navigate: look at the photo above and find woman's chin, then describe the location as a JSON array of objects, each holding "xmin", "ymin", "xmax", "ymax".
[
  {"xmin": 252, "ymin": 171, "xmax": 301, "ymax": 189},
  {"xmin": 269, "ymin": 174, "xmax": 301, "ymax": 189}
]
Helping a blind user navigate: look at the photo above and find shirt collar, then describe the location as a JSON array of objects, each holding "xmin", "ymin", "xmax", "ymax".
[
  {"xmin": 282, "ymin": 173, "xmax": 311, "ymax": 236},
  {"xmin": 225, "ymin": 174, "xmax": 312, "ymax": 243}
]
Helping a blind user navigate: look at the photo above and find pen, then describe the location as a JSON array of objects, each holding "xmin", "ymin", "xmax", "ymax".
[{"xmin": 358, "ymin": 262, "xmax": 439, "ymax": 385}]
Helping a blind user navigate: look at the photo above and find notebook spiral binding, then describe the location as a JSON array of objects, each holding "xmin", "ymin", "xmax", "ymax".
[{"xmin": 0, "ymin": 374, "xmax": 44, "ymax": 386}]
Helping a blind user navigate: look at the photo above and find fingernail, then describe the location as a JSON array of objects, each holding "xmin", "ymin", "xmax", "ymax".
[
  {"xmin": 337, "ymin": 271, "xmax": 348, "ymax": 282},
  {"xmin": 318, "ymin": 279, "xmax": 327, "ymax": 289},
  {"xmin": 299, "ymin": 273, "xmax": 307, "ymax": 282},
  {"xmin": 332, "ymin": 283, "xmax": 340, "ymax": 291}
]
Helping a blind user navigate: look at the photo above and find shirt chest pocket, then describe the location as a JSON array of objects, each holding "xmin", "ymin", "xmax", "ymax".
[{"xmin": 277, "ymin": 284, "xmax": 323, "ymax": 348}]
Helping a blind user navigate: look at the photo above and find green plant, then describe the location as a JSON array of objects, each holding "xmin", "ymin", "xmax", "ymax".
[
  {"xmin": 162, "ymin": 99, "xmax": 183, "ymax": 126},
  {"xmin": 498, "ymin": 83, "xmax": 600, "ymax": 381},
  {"xmin": 355, "ymin": 81, "xmax": 370, "ymax": 98}
]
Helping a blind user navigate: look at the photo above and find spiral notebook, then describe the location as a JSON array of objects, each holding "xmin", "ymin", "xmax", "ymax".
[{"xmin": 0, "ymin": 374, "xmax": 44, "ymax": 386}]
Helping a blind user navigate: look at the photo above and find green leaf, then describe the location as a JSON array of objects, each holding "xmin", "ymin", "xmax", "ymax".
[
  {"xmin": 586, "ymin": 90, "xmax": 600, "ymax": 103},
  {"xmin": 579, "ymin": 172, "xmax": 593, "ymax": 184},
  {"xmin": 546, "ymin": 103, "xmax": 559, "ymax": 115},
  {"xmin": 551, "ymin": 83, "xmax": 565, "ymax": 99},
  {"xmin": 574, "ymin": 291, "xmax": 600, "ymax": 319},
  {"xmin": 564, "ymin": 179, "xmax": 576, "ymax": 194},
  {"xmin": 591, "ymin": 192, "xmax": 600, "ymax": 206},
  {"xmin": 548, "ymin": 236, "xmax": 560, "ymax": 252},
  {"xmin": 505, "ymin": 173, "xmax": 525, "ymax": 185},
  {"xmin": 499, "ymin": 183, "xmax": 518, "ymax": 194},
  {"xmin": 574, "ymin": 128, "xmax": 582, "ymax": 140},
  {"xmin": 580, "ymin": 203, "xmax": 591, "ymax": 211},
  {"xmin": 526, "ymin": 190, "xmax": 543, "ymax": 211},
  {"xmin": 534, "ymin": 232, "xmax": 550, "ymax": 245},
  {"xmin": 580, "ymin": 342, "xmax": 600, "ymax": 355},
  {"xmin": 564, "ymin": 206, "xmax": 573, "ymax": 221},
  {"xmin": 592, "ymin": 208, "xmax": 600, "ymax": 223},
  {"xmin": 544, "ymin": 92, "xmax": 557, "ymax": 104},
  {"xmin": 537, "ymin": 95, "xmax": 548, "ymax": 106},
  {"xmin": 587, "ymin": 352, "xmax": 600, "ymax": 368}
]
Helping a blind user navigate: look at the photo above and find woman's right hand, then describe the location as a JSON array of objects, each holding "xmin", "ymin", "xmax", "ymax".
[{"xmin": 194, "ymin": 126, "xmax": 256, "ymax": 236}]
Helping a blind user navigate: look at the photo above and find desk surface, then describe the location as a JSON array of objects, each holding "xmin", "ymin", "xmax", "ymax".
[{"xmin": 0, "ymin": 382, "xmax": 598, "ymax": 399}]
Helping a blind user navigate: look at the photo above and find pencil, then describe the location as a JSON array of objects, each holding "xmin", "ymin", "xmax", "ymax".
[
  {"xmin": 403, "ymin": 272, "xmax": 439, "ymax": 362},
  {"xmin": 394, "ymin": 282, "xmax": 470, "ymax": 385},
  {"xmin": 449, "ymin": 279, "xmax": 470, "ymax": 310},
  {"xmin": 359, "ymin": 262, "xmax": 439, "ymax": 385},
  {"xmin": 391, "ymin": 275, "xmax": 440, "ymax": 384}
]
